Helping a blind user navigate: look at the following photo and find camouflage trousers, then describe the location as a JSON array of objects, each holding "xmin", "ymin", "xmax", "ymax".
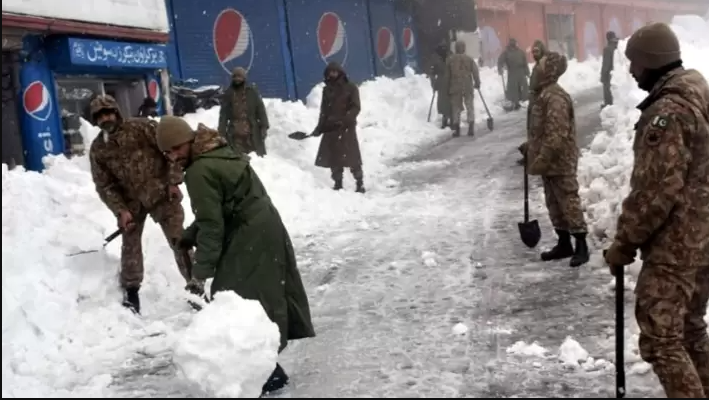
[
  {"xmin": 636, "ymin": 263, "xmax": 709, "ymax": 397},
  {"xmin": 331, "ymin": 165, "xmax": 363, "ymax": 182},
  {"xmin": 541, "ymin": 175, "xmax": 587, "ymax": 233},
  {"xmin": 120, "ymin": 199, "xmax": 191, "ymax": 288},
  {"xmin": 231, "ymin": 134, "xmax": 254, "ymax": 155},
  {"xmin": 449, "ymin": 91, "xmax": 474, "ymax": 125}
]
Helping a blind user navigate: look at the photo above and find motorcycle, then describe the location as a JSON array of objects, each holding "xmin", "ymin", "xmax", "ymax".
[{"xmin": 170, "ymin": 78, "xmax": 223, "ymax": 116}]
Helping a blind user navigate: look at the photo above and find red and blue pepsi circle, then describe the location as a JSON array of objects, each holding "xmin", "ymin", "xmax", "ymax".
[
  {"xmin": 402, "ymin": 27, "xmax": 417, "ymax": 59},
  {"xmin": 213, "ymin": 8, "xmax": 255, "ymax": 74},
  {"xmin": 376, "ymin": 27, "xmax": 398, "ymax": 70},
  {"xmin": 317, "ymin": 12, "xmax": 348, "ymax": 66},
  {"xmin": 23, "ymin": 81, "xmax": 53, "ymax": 122},
  {"xmin": 147, "ymin": 78, "xmax": 161, "ymax": 101}
]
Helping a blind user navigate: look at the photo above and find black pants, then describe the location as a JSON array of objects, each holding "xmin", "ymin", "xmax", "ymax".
[
  {"xmin": 331, "ymin": 165, "xmax": 363, "ymax": 182},
  {"xmin": 602, "ymin": 80, "xmax": 613, "ymax": 105}
]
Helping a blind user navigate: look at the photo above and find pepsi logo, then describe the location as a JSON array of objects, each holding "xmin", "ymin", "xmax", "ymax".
[
  {"xmin": 213, "ymin": 8, "xmax": 255, "ymax": 74},
  {"xmin": 402, "ymin": 27, "xmax": 416, "ymax": 56},
  {"xmin": 147, "ymin": 78, "xmax": 160, "ymax": 101},
  {"xmin": 317, "ymin": 12, "xmax": 348, "ymax": 66},
  {"xmin": 23, "ymin": 81, "xmax": 53, "ymax": 122},
  {"xmin": 376, "ymin": 27, "xmax": 397, "ymax": 69}
]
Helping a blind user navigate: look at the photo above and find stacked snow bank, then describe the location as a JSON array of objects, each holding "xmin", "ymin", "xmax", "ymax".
[{"xmin": 578, "ymin": 15, "xmax": 709, "ymax": 244}]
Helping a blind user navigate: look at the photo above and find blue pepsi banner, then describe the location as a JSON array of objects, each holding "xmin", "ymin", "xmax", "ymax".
[
  {"xmin": 367, "ymin": 0, "xmax": 402, "ymax": 77},
  {"xmin": 396, "ymin": 11, "xmax": 420, "ymax": 72},
  {"xmin": 67, "ymin": 38, "xmax": 168, "ymax": 68},
  {"xmin": 19, "ymin": 38, "xmax": 64, "ymax": 171},
  {"xmin": 144, "ymin": 73, "xmax": 164, "ymax": 115}
]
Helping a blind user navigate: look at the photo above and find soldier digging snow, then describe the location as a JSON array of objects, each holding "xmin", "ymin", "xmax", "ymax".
[
  {"xmin": 447, "ymin": 40, "xmax": 481, "ymax": 137},
  {"xmin": 430, "ymin": 41, "xmax": 452, "ymax": 128},
  {"xmin": 604, "ymin": 23, "xmax": 709, "ymax": 398},
  {"xmin": 498, "ymin": 38, "xmax": 530, "ymax": 111},
  {"xmin": 88, "ymin": 95, "xmax": 190, "ymax": 314},
  {"xmin": 526, "ymin": 52, "xmax": 589, "ymax": 268},
  {"xmin": 518, "ymin": 40, "xmax": 548, "ymax": 166},
  {"xmin": 311, "ymin": 62, "xmax": 365, "ymax": 193},
  {"xmin": 601, "ymin": 31, "xmax": 619, "ymax": 108},
  {"xmin": 218, "ymin": 67, "xmax": 269, "ymax": 157},
  {"xmin": 155, "ymin": 116, "xmax": 316, "ymax": 395}
]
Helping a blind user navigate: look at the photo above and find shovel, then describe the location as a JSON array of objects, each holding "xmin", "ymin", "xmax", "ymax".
[
  {"xmin": 287, "ymin": 131, "xmax": 312, "ymax": 141},
  {"xmin": 517, "ymin": 156, "xmax": 541, "ymax": 248},
  {"xmin": 476, "ymin": 89, "xmax": 494, "ymax": 131},
  {"xmin": 427, "ymin": 90, "xmax": 436, "ymax": 122},
  {"xmin": 604, "ymin": 255, "xmax": 626, "ymax": 398},
  {"xmin": 177, "ymin": 246, "xmax": 210, "ymax": 311},
  {"xmin": 67, "ymin": 228, "xmax": 123, "ymax": 256}
]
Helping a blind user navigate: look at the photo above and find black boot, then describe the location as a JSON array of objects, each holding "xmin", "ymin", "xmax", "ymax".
[
  {"xmin": 516, "ymin": 158, "xmax": 525, "ymax": 166},
  {"xmin": 262, "ymin": 363, "xmax": 289, "ymax": 395},
  {"xmin": 355, "ymin": 179, "xmax": 365, "ymax": 193},
  {"xmin": 441, "ymin": 118, "xmax": 449, "ymax": 129},
  {"xmin": 122, "ymin": 287, "xmax": 140, "ymax": 314},
  {"xmin": 540, "ymin": 229, "xmax": 574, "ymax": 261},
  {"xmin": 569, "ymin": 233, "xmax": 590, "ymax": 267},
  {"xmin": 333, "ymin": 180, "xmax": 343, "ymax": 191},
  {"xmin": 452, "ymin": 123, "xmax": 461, "ymax": 137}
]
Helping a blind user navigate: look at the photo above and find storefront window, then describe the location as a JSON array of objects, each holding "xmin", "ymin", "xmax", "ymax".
[{"xmin": 55, "ymin": 79, "xmax": 104, "ymax": 122}]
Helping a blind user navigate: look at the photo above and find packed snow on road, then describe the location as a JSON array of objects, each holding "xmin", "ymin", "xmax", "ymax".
[{"xmin": 3, "ymin": 15, "xmax": 709, "ymax": 398}]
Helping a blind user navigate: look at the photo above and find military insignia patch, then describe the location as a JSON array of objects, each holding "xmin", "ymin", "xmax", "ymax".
[
  {"xmin": 650, "ymin": 115, "xmax": 669, "ymax": 129},
  {"xmin": 644, "ymin": 129, "xmax": 662, "ymax": 146}
]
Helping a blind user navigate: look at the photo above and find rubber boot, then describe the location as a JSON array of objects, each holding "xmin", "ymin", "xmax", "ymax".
[
  {"xmin": 122, "ymin": 287, "xmax": 140, "ymax": 314},
  {"xmin": 333, "ymin": 180, "xmax": 343, "ymax": 191},
  {"xmin": 540, "ymin": 229, "xmax": 574, "ymax": 261},
  {"xmin": 262, "ymin": 363, "xmax": 289, "ymax": 395},
  {"xmin": 441, "ymin": 117, "xmax": 449, "ymax": 129},
  {"xmin": 452, "ymin": 123, "xmax": 461, "ymax": 137},
  {"xmin": 467, "ymin": 123, "xmax": 474, "ymax": 136},
  {"xmin": 569, "ymin": 233, "xmax": 590, "ymax": 267},
  {"xmin": 355, "ymin": 179, "xmax": 365, "ymax": 194}
]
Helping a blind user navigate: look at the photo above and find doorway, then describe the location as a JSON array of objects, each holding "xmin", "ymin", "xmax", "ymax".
[
  {"xmin": 2, "ymin": 51, "xmax": 24, "ymax": 169},
  {"xmin": 104, "ymin": 79, "xmax": 147, "ymax": 118},
  {"xmin": 546, "ymin": 14, "xmax": 577, "ymax": 59}
]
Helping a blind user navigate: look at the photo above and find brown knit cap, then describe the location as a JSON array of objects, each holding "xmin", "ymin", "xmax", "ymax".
[{"xmin": 625, "ymin": 22, "xmax": 681, "ymax": 69}]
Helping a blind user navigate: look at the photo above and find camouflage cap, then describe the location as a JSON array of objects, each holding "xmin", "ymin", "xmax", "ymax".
[
  {"xmin": 232, "ymin": 67, "xmax": 247, "ymax": 80},
  {"xmin": 89, "ymin": 95, "xmax": 121, "ymax": 122},
  {"xmin": 625, "ymin": 23, "xmax": 680, "ymax": 69},
  {"xmin": 156, "ymin": 116, "xmax": 195, "ymax": 152}
]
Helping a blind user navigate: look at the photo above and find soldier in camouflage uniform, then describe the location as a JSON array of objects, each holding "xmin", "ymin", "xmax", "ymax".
[
  {"xmin": 446, "ymin": 40, "xmax": 481, "ymax": 137},
  {"xmin": 604, "ymin": 23, "xmax": 709, "ymax": 398},
  {"xmin": 518, "ymin": 40, "xmax": 548, "ymax": 165},
  {"xmin": 430, "ymin": 42, "xmax": 451, "ymax": 128},
  {"xmin": 498, "ymin": 38, "xmax": 530, "ymax": 110},
  {"xmin": 601, "ymin": 31, "xmax": 618, "ymax": 108},
  {"xmin": 526, "ymin": 52, "xmax": 589, "ymax": 268},
  {"xmin": 88, "ymin": 95, "xmax": 190, "ymax": 314},
  {"xmin": 218, "ymin": 67, "xmax": 270, "ymax": 157}
]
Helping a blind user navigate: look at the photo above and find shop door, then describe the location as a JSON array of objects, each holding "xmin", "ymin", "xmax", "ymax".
[
  {"xmin": 104, "ymin": 80, "xmax": 146, "ymax": 118},
  {"xmin": 2, "ymin": 51, "xmax": 24, "ymax": 168},
  {"xmin": 546, "ymin": 14, "xmax": 577, "ymax": 59}
]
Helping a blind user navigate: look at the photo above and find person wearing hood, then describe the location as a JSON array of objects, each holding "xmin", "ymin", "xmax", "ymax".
[
  {"xmin": 218, "ymin": 67, "xmax": 269, "ymax": 157},
  {"xmin": 518, "ymin": 40, "xmax": 548, "ymax": 166},
  {"xmin": 498, "ymin": 38, "xmax": 530, "ymax": 110},
  {"xmin": 137, "ymin": 96, "xmax": 158, "ymax": 118},
  {"xmin": 156, "ymin": 117, "xmax": 316, "ymax": 395},
  {"xmin": 604, "ymin": 22, "xmax": 709, "ymax": 398},
  {"xmin": 311, "ymin": 62, "xmax": 365, "ymax": 193},
  {"xmin": 88, "ymin": 95, "xmax": 190, "ymax": 314},
  {"xmin": 601, "ymin": 31, "xmax": 619, "ymax": 108},
  {"xmin": 429, "ymin": 41, "xmax": 452, "ymax": 128},
  {"xmin": 526, "ymin": 52, "xmax": 589, "ymax": 268},
  {"xmin": 446, "ymin": 40, "xmax": 481, "ymax": 137}
]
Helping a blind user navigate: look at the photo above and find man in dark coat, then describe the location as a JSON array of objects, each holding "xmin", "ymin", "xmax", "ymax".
[
  {"xmin": 155, "ymin": 116, "xmax": 316, "ymax": 395},
  {"xmin": 601, "ymin": 31, "xmax": 619, "ymax": 108},
  {"xmin": 311, "ymin": 62, "xmax": 364, "ymax": 193},
  {"xmin": 498, "ymin": 38, "xmax": 530, "ymax": 110},
  {"xmin": 430, "ymin": 42, "xmax": 451, "ymax": 128},
  {"xmin": 218, "ymin": 67, "xmax": 269, "ymax": 157},
  {"xmin": 137, "ymin": 97, "xmax": 158, "ymax": 117}
]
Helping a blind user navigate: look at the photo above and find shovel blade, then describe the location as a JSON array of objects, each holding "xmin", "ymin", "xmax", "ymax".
[
  {"xmin": 288, "ymin": 131, "xmax": 310, "ymax": 140},
  {"xmin": 487, "ymin": 117, "xmax": 494, "ymax": 131},
  {"xmin": 518, "ymin": 220, "xmax": 541, "ymax": 248}
]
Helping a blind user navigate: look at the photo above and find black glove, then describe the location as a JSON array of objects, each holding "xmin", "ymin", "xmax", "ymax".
[
  {"xmin": 172, "ymin": 236, "xmax": 195, "ymax": 250},
  {"xmin": 310, "ymin": 129, "xmax": 322, "ymax": 137},
  {"xmin": 185, "ymin": 278, "xmax": 205, "ymax": 297}
]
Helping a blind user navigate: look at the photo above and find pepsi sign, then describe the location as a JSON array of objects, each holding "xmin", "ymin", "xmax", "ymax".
[
  {"xmin": 317, "ymin": 12, "xmax": 348, "ymax": 66},
  {"xmin": 23, "ymin": 81, "xmax": 53, "ymax": 122},
  {"xmin": 144, "ymin": 74, "xmax": 164, "ymax": 115},
  {"xmin": 401, "ymin": 26, "xmax": 419, "ymax": 69},
  {"xmin": 376, "ymin": 27, "xmax": 398, "ymax": 70},
  {"xmin": 213, "ymin": 8, "xmax": 255, "ymax": 73}
]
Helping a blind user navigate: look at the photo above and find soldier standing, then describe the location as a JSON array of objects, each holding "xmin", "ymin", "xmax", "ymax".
[
  {"xmin": 311, "ymin": 62, "xmax": 365, "ymax": 193},
  {"xmin": 518, "ymin": 40, "xmax": 548, "ymax": 165},
  {"xmin": 498, "ymin": 38, "xmax": 530, "ymax": 111},
  {"xmin": 601, "ymin": 31, "xmax": 619, "ymax": 108},
  {"xmin": 447, "ymin": 40, "xmax": 481, "ymax": 137},
  {"xmin": 604, "ymin": 23, "xmax": 709, "ymax": 398},
  {"xmin": 218, "ymin": 67, "xmax": 269, "ymax": 157},
  {"xmin": 88, "ymin": 95, "xmax": 190, "ymax": 313},
  {"xmin": 526, "ymin": 52, "xmax": 589, "ymax": 267},
  {"xmin": 430, "ymin": 42, "xmax": 451, "ymax": 128}
]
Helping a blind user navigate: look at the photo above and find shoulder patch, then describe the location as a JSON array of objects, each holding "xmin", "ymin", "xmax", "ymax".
[
  {"xmin": 650, "ymin": 115, "xmax": 669, "ymax": 129},
  {"xmin": 643, "ymin": 128, "xmax": 663, "ymax": 146}
]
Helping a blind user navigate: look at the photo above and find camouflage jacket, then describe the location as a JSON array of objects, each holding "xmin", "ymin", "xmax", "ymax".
[
  {"xmin": 446, "ymin": 53, "xmax": 480, "ymax": 95},
  {"xmin": 526, "ymin": 52, "xmax": 578, "ymax": 176},
  {"xmin": 89, "ymin": 118, "xmax": 183, "ymax": 216},
  {"xmin": 614, "ymin": 68, "xmax": 709, "ymax": 267}
]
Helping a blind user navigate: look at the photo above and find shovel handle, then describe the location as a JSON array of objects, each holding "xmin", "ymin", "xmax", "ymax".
[
  {"xmin": 522, "ymin": 154, "xmax": 530, "ymax": 222},
  {"xmin": 476, "ymin": 89, "xmax": 492, "ymax": 116},
  {"xmin": 615, "ymin": 265, "xmax": 626, "ymax": 398},
  {"xmin": 103, "ymin": 228, "xmax": 123, "ymax": 246}
]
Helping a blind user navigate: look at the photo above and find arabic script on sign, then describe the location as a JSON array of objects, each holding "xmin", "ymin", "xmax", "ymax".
[{"xmin": 71, "ymin": 41, "xmax": 166, "ymax": 66}]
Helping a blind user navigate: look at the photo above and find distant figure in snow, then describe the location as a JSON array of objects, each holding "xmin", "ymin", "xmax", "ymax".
[
  {"xmin": 447, "ymin": 40, "xmax": 481, "ymax": 137},
  {"xmin": 601, "ymin": 31, "xmax": 619, "ymax": 108}
]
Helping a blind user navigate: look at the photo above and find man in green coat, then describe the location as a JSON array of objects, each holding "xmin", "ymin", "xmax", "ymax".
[
  {"xmin": 156, "ymin": 116, "xmax": 315, "ymax": 395},
  {"xmin": 498, "ymin": 38, "xmax": 530, "ymax": 110},
  {"xmin": 218, "ymin": 67, "xmax": 269, "ymax": 157}
]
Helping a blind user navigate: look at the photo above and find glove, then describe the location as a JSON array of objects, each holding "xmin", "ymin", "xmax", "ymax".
[
  {"xmin": 173, "ymin": 235, "xmax": 195, "ymax": 250},
  {"xmin": 474, "ymin": 82, "xmax": 480, "ymax": 90},
  {"xmin": 604, "ymin": 242, "xmax": 636, "ymax": 274},
  {"xmin": 185, "ymin": 278, "xmax": 205, "ymax": 297},
  {"xmin": 310, "ymin": 129, "xmax": 322, "ymax": 137}
]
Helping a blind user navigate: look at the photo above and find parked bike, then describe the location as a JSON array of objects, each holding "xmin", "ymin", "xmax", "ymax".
[{"xmin": 171, "ymin": 78, "xmax": 223, "ymax": 116}]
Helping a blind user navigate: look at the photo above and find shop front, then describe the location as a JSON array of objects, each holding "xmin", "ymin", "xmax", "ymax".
[
  {"xmin": 19, "ymin": 35, "xmax": 168, "ymax": 171},
  {"xmin": 3, "ymin": 28, "xmax": 25, "ymax": 168}
]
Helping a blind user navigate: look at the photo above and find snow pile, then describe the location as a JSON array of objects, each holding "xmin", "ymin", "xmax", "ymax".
[
  {"xmin": 173, "ymin": 292, "xmax": 280, "ymax": 398},
  {"xmin": 506, "ymin": 341, "xmax": 548, "ymax": 357},
  {"xmin": 578, "ymin": 15, "xmax": 709, "ymax": 244}
]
